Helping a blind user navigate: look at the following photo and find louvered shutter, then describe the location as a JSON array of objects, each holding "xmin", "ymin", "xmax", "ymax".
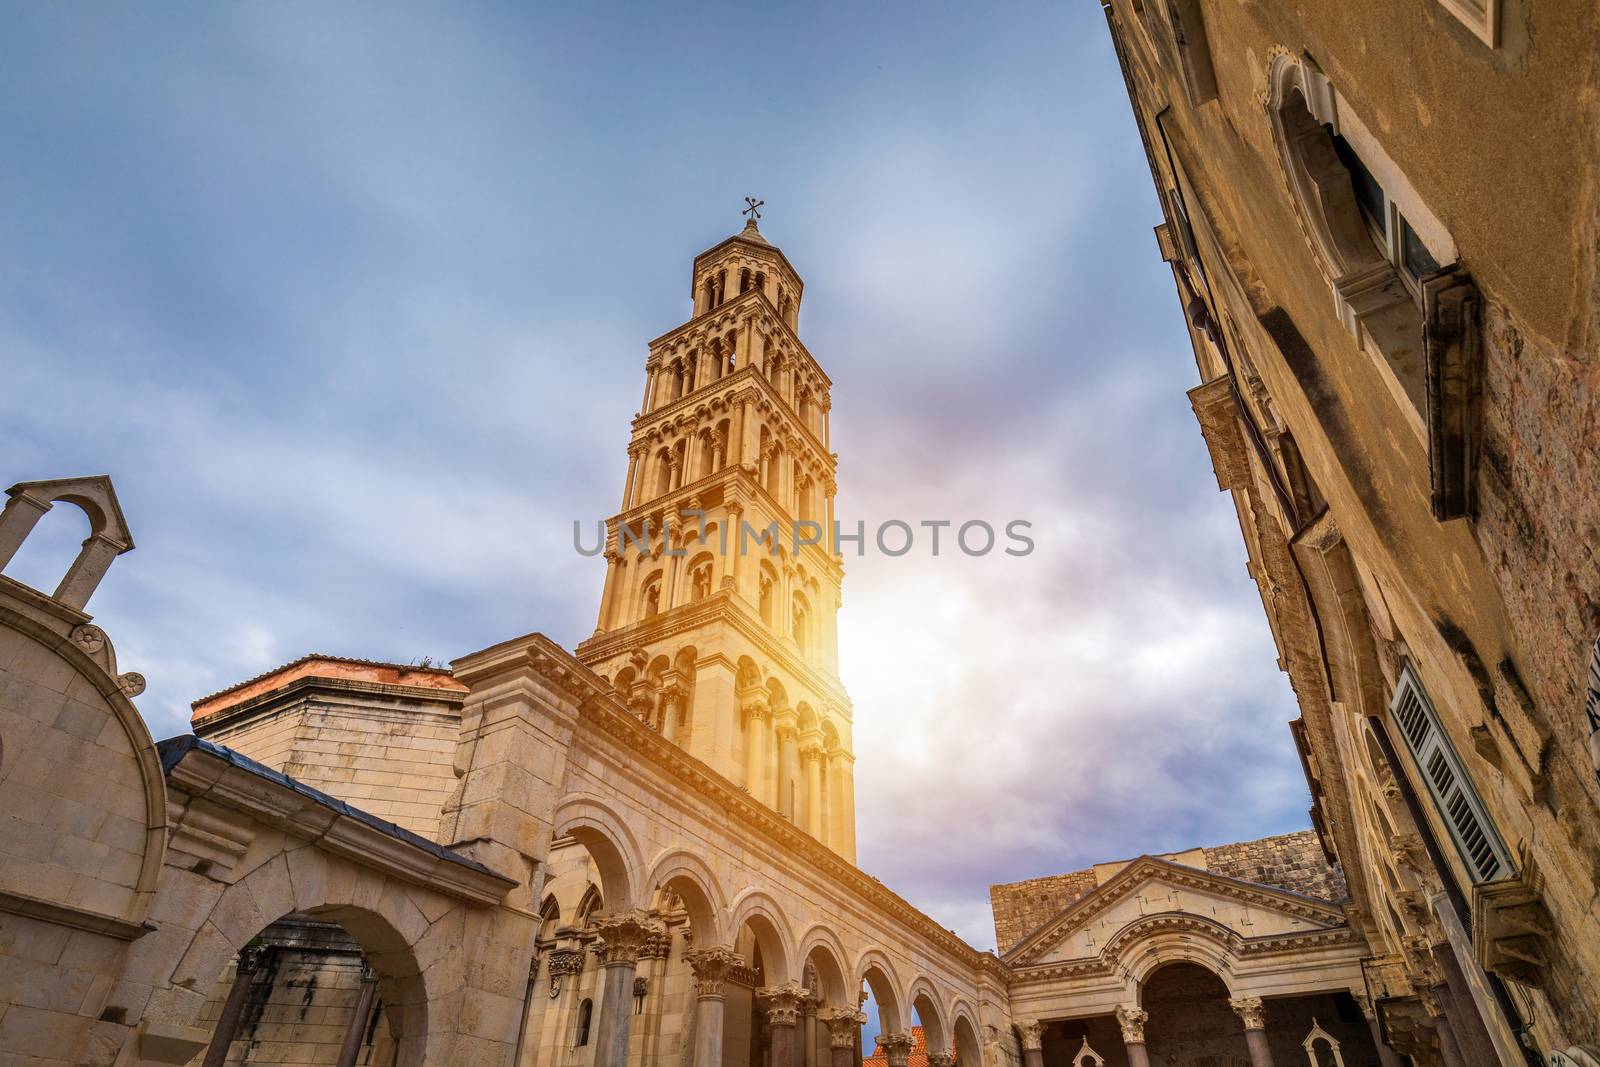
[{"xmin": 1389, "ymin": 666, "xmax": 1512, "ymax": 884}]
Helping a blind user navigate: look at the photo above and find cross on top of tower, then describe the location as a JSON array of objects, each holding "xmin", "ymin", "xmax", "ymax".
[{"xmin": 743, "ymin": 196, "xmax": 763, "ymax": 222}]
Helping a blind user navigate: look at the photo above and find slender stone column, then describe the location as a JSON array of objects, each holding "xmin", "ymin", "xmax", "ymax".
[
  {"xmin": 660, "ymin": 685, "xmax": 682, "ymax": 745},
  {"xmin": 1230, "ymin": 997, "xmax": 1274, "ymax": 1067},
  {"xmin": 621, "ymin": 448, "xmax": 641, "ymax": 509},
  {"xmin": 761, "ymin": 984, "xmax": 809, "ymax": 1067},
  {"xmin": 803, "ymin": 744, "xmax": 824, "ymax": 838},
  {"xmin": 882, "ymin": 1030, "xmax": 914, "ymax": 1067},
  {"xmin": 1116, "ymin": 1005, "xmax": 1150, "ymax": 1067},
  {"xmin": 592, "ymin": 913, "xmax": 652, "ymax": 1067},
  {"xmin": 1434, "ymin": 1013, "xmax": 1467, "ymax": 1067},
  {"xmin": 687, "ymin": 947, "xmax": 740, "ymax": 1067},
  {"xmin": 1431, "ymin": 945, "xmax": 1498, "ymax": 1067},
  {"xmin": 744, "ymin": 700, "xmax": 770, "ymax": 800},
  {"xmin": 775, "ymin": 712, "xmax": 799, "ymax": 819},
  {"xmin": 596, "ymin": 549, "xmax": 622, "ymax": 634},
  {"xmin": 821, "ymin": 1007, "xmax": 866, "ymax": 1067},
  {"xmin": 336, "ymin": 963, "xmax": 380, "ymax": 1067},
  {"xmin": 1018, "ymin": 1019, "xmax": 1046, "ymax": 1067},
  {"xmin": 202, "ymin": 947, "xmax": 262, "ymax": 1067},
  {"xmin": 801, "ymin": 992, "xmax": 819, "ymax": 1067}
]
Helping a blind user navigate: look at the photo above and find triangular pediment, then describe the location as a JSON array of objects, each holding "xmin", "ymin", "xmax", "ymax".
[{"xmin": 1004, "ymin": 855, "xmax": 1348, "ymax": 967}]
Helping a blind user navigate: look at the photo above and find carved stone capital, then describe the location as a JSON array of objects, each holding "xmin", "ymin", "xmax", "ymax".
[
  {"xmin": 1230, "ymin": 996, "xmax": 1266, "ymax": 1031},
  {"xmin": 881, "ymin": 1031, "xmax": 914, "ymax": 1067},
  {"xmin": 686, "ymin": 947, "xmax": 741, "ymax": 998},
  {"xmin": 927, "ymin": 1055, "xmax": 955, "ymax": 1067},
  {"xmin": 1018, "ymin": 1019, "xmax": 1045, "ymax": 1051},
  {"xmin": 594, "ymin": 912, "xmax": 653, "ymax": 966},
  {"xmin": 820, "ymin": 1006, "xmax": 866, "ymax": 1048},
  {"xmin": 758, "ymin": 983, "xmax": 809, "ymax": 1028},
  {"xmin": 1115, "ymin": 1005, "xmax": 1148, "ymax": 1044}
]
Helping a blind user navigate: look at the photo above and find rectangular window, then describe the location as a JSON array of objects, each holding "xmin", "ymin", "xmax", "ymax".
[{"xmin": 1389, "ymin": 665, "xmax": 1513, "ymax": 883}]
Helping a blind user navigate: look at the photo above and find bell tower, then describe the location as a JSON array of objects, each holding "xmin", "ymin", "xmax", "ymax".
[{"xmin": 575, "ymin": 212, "xmax": 856, "ymax": 860}]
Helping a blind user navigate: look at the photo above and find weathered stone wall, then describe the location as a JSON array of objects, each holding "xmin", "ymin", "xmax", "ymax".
[{"xmin": 1202, "ymin": 831, "xmax": 1347, "ymax": 904}]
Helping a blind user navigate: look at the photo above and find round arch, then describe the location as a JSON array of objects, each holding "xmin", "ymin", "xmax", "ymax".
[
  {"xmin": 855, "ymin": 949, "xmax": 905, "ymax": 1034},
  {"xmin": 727, "ymin": 888, "xmax": 796, "ymax": 984},
  {"xmin": 950, "ymin": 1004, "xmax": 982, "ymax": 1067},
  {"xmin": 643, "ymin": 848, "xmax": 728, "ymax": 946},
  {"xmin": 552, "ymin": 794, "xmax": 645, "ymax": 912},
  {"xmin": 795, "ymin": 924, "xmax": 851, "ymax": 1003},
  {"xmin": 908, "ymin": 977, "xmax": 949, "ymax": 1053},
  {"xmin": 156, "ymin": 849, "xmax": 451, "ymax": 1066},
  {"xmin": 1112, "ymin": 916, "xmax": 1241, "ymax": 999}
]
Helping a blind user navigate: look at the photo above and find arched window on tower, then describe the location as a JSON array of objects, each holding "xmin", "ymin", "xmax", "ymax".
[
  {"xmin": 758, "ymin": 564, "xmax": 777, "ymax": 626},
  {"xmin": 792, "ymin": 593, "xmax": 809, "ymax": 654},
  {"xmin": 740, "ymin": 268, "xmax": 751, "ymax": 294},
  {"xmin": 642, "ymin": 574, "xmax": 663, "ymax": 621}
]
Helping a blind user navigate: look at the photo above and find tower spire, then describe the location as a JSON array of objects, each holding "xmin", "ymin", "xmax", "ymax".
[{"xmin": 574, "ymin": 216, "xmax": 855, "ymax": 860}]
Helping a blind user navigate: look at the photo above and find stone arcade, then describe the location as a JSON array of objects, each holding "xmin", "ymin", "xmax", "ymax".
[{"xmin": 0, "ymin": 217, "xmax": 1528, "ymax": 1067}]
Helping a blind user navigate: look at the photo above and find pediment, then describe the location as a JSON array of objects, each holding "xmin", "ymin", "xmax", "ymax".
[{"xmin": 1005, "ymin": 855, "xmax": 1347, "ymax": 967}]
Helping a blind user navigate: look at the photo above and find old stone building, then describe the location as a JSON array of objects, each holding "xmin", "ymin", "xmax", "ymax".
[
  {"xmin": 1100, "ymin": 0, "xmax": 1600, "ymax": 1064},
  {"xmin": 0, "ymin": 204, "xmax": 1585, "ymax": 1067}
]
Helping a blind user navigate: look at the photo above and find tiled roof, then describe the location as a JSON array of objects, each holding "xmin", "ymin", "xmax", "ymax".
[
  {"xmin": 191, "ymin": 652, "xmax": 465, "ymax": 718},
  {"xmin": 865, "ymin": 1026, "xmax": 952, "ymax": 1067}
]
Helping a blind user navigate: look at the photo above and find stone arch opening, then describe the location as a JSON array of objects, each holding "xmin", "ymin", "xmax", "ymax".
[
  {"xmin": 185, "ymin": 902, "xmax": 434, "ymax": 1067},
  {"xmin": 0, "ymin": 476, "xmax": 134, "ymax": 610},
  {"xmin": 1137, "ymin": 962, "xmax": 1249, "ymax": 1067},
  {"xmin": 952, "ymin": 1010, "xmax": 981, "ymax": 1066},
  {"xmin": 911, "ymin": 981, "xmax": 949, "ymax": 1054}
]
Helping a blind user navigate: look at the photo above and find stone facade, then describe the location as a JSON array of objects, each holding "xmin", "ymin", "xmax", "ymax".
[
  {"xmin": 0, "ymin": 219, "xmax": 1487, "ymax": 1067},
  {"xmin": 1103, "ymin": 0, "xmax": 1600, "ymax": 1063}
]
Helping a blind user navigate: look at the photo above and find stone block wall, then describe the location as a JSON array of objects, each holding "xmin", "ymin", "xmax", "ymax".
[{"xmin": 1201, "ymin": 831, "xmax": 1348, "ymax": 903}]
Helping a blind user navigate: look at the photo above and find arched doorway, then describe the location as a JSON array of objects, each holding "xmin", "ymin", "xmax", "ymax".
[{"xmin": 1141, "ymin": 963, "xmax": 1250, "ymax": 1067}]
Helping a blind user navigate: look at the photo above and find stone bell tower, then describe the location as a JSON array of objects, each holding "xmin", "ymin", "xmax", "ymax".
[{"xmin": 575, "ymin": 212, "xmax": 856, "ymax": 860}]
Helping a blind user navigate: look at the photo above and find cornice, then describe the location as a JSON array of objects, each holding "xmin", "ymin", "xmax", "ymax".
[
  {"xmin": 691, "ymin": 235, "xmax": 805, "ymax": 296},
  {"xmin": 646, "ymin": 288, "xmax": 831, "ymax": 388},
  {"xmin": 602, "ymin": 466, "xmax": 845, "ymax": 583},
  {"xmin": 1005, "ymin": 916, "xmax": 1365, "ymax": 986},
  {"xmin": 1005, "ymin": 855, "xmax": 1349, "ymax": 965},
  {"xmin": 631, "ymin": 364, "xmax": 834, "ymax": 471},
  {"xmin": 191, "ymin": 674, "xmax": 467, "ymax": 736},
  {"xmin": 575, "ymin": 590, "xmax": 852, "ymax": 715},
  {"xmin": 489, "ymin": 633, "xmax": 999, "ymax": 979}
]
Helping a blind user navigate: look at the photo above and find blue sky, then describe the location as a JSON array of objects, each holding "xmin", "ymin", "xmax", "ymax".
[{"xmin": 0, "ymin": 1, "xmax": 1310, "ymax": 953}]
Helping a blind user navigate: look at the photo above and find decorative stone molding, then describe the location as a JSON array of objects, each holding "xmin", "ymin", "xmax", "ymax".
[
  {"xmin": 1018, "ymin": 1019, "xmax": 1045, "ymax": 1051},
  {"xmin": 1006, "ymin": 854, "xmax": 1347, "ymax": 965},
  {"xmin": 1472, "ymin": 868, "xmax": 1554, "ymax": 986},
  {"xmin": 594, "ymin": 912, "xmax": 654, "ymax": 966},
  {"xmin": 1073, "ymin": 1036, "xmax": 1106, "ymax": 1067},
  {"xmin": 1302, "ymin": 1020, "xmax": 1344, "ymax": 1067},
  {"xmin": 757, "ymin": 983, "xmax": 809, "ymax": 1027},
  {"xmin": 820, "ymin": 1007, "xmax": 866, "ymax": 1048},
  {"xmin": 1230, "ymin": 996, "xmax": 1267, "ymax": 1031},
  {"xmin": 1115, "ymin": 1005, "xmax": 1148, "ymax": 1044},
  {"xmin": 546, "ymin": 949, "xmax": 585, "ymax": 977},
  {"xmin": 881, "ymin": 1031, "xmax": 915, "ymax": 1067},
  {"xmin": 686, "ymin": 947, "xmax": 742, "ymax": 997}
]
